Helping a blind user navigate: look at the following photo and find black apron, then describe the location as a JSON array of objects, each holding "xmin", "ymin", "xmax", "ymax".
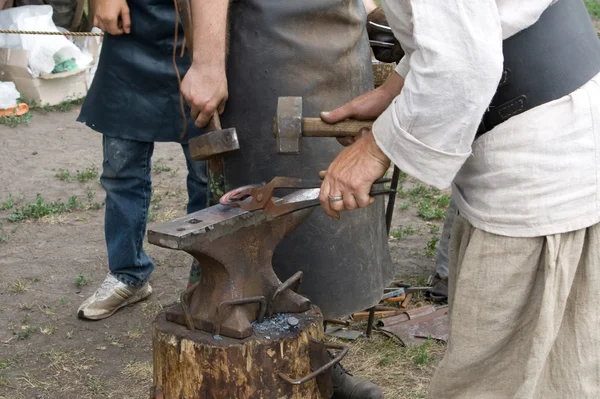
[
  {"xmin": 77, "ymin": 0, "xmax": 202, "ymax": 143},
  {"xmin": 223, "ymin": 0, "xmax": 394, "ymax": 318}
]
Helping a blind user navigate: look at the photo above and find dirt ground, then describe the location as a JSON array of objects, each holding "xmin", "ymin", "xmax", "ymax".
[{"xmin": 0, "ymin": 108, "xmax": 449, "ymax": 399}]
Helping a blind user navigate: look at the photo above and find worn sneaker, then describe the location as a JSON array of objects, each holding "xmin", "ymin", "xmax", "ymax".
[{"xmin": 77, "ymin": 274, "xmax": 152, "ymax": 320}]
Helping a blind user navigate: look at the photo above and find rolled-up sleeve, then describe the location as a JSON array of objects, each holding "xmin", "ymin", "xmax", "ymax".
[{"xmin": 375, "ymin": 0, "xmax": 504, "ymax": 189}]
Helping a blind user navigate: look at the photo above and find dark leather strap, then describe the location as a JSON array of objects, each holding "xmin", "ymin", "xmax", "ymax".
[{"xmin": 477, "ymin": 0, "xmax": 600, "ymax": 137}]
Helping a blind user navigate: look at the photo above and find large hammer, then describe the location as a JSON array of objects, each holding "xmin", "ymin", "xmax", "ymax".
[
  {"xmin": 175, "ymin": 0, "xmax": 239, "ymax": 162},
  {"xmin": 273, "ymin": 96, "xmax": 374, "ymax": 154},
  {"xmin": 274, "ymin": 96, "xmax": 400, "ymax": 235}
]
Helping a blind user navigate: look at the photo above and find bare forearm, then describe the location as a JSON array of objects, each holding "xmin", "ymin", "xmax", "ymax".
[{"xmin": 191, "ymin": 0, "xmax": 229, "ymax": 67}]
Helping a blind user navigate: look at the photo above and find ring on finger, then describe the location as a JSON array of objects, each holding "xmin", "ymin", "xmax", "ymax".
[{"xmin": 328, "ymin": 195, "xmax": 343, "ymax": 202}]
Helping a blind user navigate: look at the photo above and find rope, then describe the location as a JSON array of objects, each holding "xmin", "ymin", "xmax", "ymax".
[{"xmin": 0, "ymin": 29, "xmax": 103, "ymax": 36}]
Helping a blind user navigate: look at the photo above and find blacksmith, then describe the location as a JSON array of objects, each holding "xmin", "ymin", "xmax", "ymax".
[
  {"xmin": 319, "ymin": 0, "xmax": 600, "ymax": 397},
  {"xmin": 78, "ymin": 0, "xmax": 389, "ymax": 397}
]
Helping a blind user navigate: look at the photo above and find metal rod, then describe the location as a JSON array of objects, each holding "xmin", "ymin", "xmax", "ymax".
[
  {"xmin": 279, "ymin": 341, "xmax": 349, "ymax": 385},
  {"xmin": 366, "ymin": 307, "xmax": 376, "ymax": 338},
  {"xmin": 214, "ymin": 296, "xmax": 267, "ymax": 336},
  {"xmin": 385, "ymin": 166, "xmax": 401, "ymax": 234},
  {"xmin": 269, "ymin": 271, "xmax": 303, "ymax": 316}
]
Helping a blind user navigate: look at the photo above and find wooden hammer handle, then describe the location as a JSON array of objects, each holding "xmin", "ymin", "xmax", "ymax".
[
  {"xmin": 302, "ymin": 118, "xmax": 374, "ymax": 137},
  {"xmin": 206, "ymin": 113, "xmax": 222, "ymax": 132}
]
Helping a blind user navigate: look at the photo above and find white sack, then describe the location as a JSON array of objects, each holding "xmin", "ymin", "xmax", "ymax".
[
  {"xmin": 0, "ymin": 81, "xmax": 20, "ymax": 109},
  {"xmin": 0, "ymin": 5, "xmax": 92, "ymax": 77}
]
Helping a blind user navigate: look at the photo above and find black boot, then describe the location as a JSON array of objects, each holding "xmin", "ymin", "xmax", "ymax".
[
  {"xmin": 426, "ymin": 274, "xmax": 449, "ymax": 302},
  {"xmin": 330, "ymin": 361, "xmax": 383, "ymax": 399}
]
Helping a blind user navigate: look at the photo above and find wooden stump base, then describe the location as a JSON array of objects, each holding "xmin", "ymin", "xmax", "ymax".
[{"xmin": 152, "ymin": 305, "xmax": 326, "ymax": 399}]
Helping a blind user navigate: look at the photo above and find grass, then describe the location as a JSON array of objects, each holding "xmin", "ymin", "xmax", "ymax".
[
  {"xmin": 86, "ymin": 374, "xmax": 106, "ymax": 396},
  {"xmin": 327, "ymin": 333, "xmax": 444, "ymax": 399},
  {"xmin": 409, "ymin": 337, "xmax": 437, "ymax": 366},
  {"xmin": 15, "ymin": 325, "xmax": 37, "ymax": 340},
  {"xmin": 8, "ymin": 194, "xmax": 83, "ymax": 222},
  {"xmin": 429, "ymin": 224, "xmax": 440, "ymax": 234},
  {"xmin": 425, "ymin": 237, "xmax": 440, "ymax": 258},
  {"xmin": 153, "ymin": 163, "xmax": 172, "ymax": 174},
  {"xmin": 31, "ymin": 97, "xmax": 85, "ymax": 114},
  {"xmin": 148, "ymin": 210, "xmax": 158, "ymax": 222},
  {"xmin": 151, "ymin": 191, "xmax": 163, "ymax": 211},
  {"xmin": 85, "ymin": 186, "xmax": 104, "ymax": 210},
  {"xmin": 390, "ymin": 225, "xmax": 415, "ymax": 240},
  {"xmin": 586, "ymin": 0, "xmax": 600, "ymax": 18},
  {"xmin": 417, "ymin": 200, "xmax": 445, "ymax": 221},
  {"xmin": 0, "ymin": 109, "xmax": 32, "ymax": 127},
  {"xmin": 55, "ymin": 168, "xmax": 73, "ymax": 182},
  {"xmin": 122, "ymin": 361, "xmax": 152, "ymax": 381},
  {"xmin": 0, "ymin": 194, "xmax": 14, "ymax": 210},
  {"xmin": 76, "ymin": 166, "xmax": 99, "ymax": 183},
  {"xmin": 75, "ymin": 273, "xmax": 89, "ymax": 288},
  {"xmin": 0, "ymin": 98, "xmax": 85, "ymax": 128},
  {"xmin": 40, "ymin": 326, "xmax": 56, "ymax": 336},
  {"xmin": 55, "ymin": 166, "xmax": 99, "ymax": 183},
  {"xmin": 9, "ymin": 280, "xmax": 29, "ymax": 294}
]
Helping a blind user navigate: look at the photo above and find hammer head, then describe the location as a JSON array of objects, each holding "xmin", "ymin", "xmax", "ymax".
[
  {"xmin": 276, "ymin": 96, "xmax": 303, "ymax": 154},
  {"xmin": 188, "ymin": 128, "xmax": 239, "ymax": 161}
]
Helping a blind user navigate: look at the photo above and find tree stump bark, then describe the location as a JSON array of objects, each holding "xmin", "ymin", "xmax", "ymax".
[{"xmin": 152, "ymin": 305, "xmax": 327, "ymax": 399}]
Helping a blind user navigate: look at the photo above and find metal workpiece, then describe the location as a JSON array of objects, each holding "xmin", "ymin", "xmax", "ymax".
[{"xmin": 220, "ymin": 176, "xmax": 393, "ymax": 218}]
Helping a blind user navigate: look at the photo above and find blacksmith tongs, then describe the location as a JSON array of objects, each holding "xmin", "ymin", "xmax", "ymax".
[{"xmin": 220, "ymin": 176, "xmax": 394, "ymax": 218}]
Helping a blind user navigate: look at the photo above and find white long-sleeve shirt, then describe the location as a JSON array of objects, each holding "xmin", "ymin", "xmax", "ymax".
[{"xmin": 375, "ymin": 0, "xmax": 600, "ymax": 237}]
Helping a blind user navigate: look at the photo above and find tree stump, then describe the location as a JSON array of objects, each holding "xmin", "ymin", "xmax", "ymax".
[{"xmin": 152, "ymin": 305, "xmax": 328, "ymax": 399}]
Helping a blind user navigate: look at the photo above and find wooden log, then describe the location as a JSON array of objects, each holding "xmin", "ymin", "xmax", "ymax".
[{"xmin": 152, "ymin": 305, "xmax": 327, "ymax": 399}]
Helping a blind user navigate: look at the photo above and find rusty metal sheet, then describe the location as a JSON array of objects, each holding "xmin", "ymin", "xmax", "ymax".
[{"xmin": 380, "ymin": 307, "xmax": 449, "ymax": 345}]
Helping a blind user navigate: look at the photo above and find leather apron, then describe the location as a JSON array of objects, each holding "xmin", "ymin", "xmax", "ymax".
[
  {"xmin": 77, "ymin": 0, "xmax": 203, "ymax": 143},
  {"xmin": 223, "ymin": 0, "xmax": 394, "ymax": 318}
]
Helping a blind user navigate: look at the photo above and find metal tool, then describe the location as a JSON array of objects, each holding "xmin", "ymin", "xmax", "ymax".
[
  {"xmin": 188, "ymin": 114, "xmax": 240, "ymax": 161},
  {"xmin": 220, "ymin": 176, "xmax": 394, "ymax": 217},
  {"xmin": 273, "ymin": 96, "xmax": 375, "ymax": 154},
  {"xmin": 175, "ymin": 0, "xmax": 240, "ymax": 161},
  {"xmin": 147, "ymin": 189, "xmax": 328, "ymax": 339}
]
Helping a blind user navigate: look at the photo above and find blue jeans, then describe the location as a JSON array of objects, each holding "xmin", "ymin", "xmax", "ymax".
[{"xmin": 100, "ymin": 135, "xmax": 208, "ymax": 287}]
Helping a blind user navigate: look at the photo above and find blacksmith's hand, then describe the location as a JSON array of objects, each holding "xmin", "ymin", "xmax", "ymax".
[
  {"xmin": 319, "ymin": 129, "xmax": 390, "ymax": 219},
  {"xmin": 181, "ymin": 63, "xmax": 229, "ymax": 128},
  {"xmin": 320, "ymin": 72, "xmax": 404, "ymax": 146},
  {"xmin": 93, "ymin": 0, "xmax": 131, "ymax": 35}
]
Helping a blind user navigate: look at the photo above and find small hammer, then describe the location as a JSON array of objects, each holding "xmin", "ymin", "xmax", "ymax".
[
  {"xmin": 273, "ymin": 96, "xmax": 374, "ymax": 154},
  {"xmin": 188, "ymin": 115, "xmax": 239, "ymax": 161},
  {"xmin": 175, "ymin": 0, "xmax": 240, "ymax": 162}
]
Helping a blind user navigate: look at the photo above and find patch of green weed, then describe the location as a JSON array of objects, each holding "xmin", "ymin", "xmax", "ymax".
[
  {"xmin": 75, "ymin": 273, "xmax": 89, "ymax": 288},
  {"xmin": 425, "ymin": 237, "xmax": 440, "ymax": 258},
  {"xmin": 76, "ymin": 166, "xmax": 99, "ymax": 183},
  {"xmin": 32, "ymin": 97, "xmax": 85, "ymax": 113},
  {"xmin": 390, "ymin": 225, "xmax": 415, "ymax": 240},
  {"xmin": 56, "ymin": 168, "xmax": 73, "ymax": 182},
  {"xmin": 586, "ymin": 0, "xmax": 600, "ymax": 18},
  {"xmin": 8, "ymin": 194, "xmax": 83, "ymax": 222},
  {"xmin": 0, "ymin": 194, "xmax": 14, "ymax": 210}
]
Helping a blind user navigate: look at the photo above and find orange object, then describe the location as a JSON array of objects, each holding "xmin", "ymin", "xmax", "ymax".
[
  {"xmin": 1, "ymin": 103, "xmax": 29, "ymax": 117},
  {"xmin": 383, "ymin": 293, "xmax": 407, "ymax": 303}
]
